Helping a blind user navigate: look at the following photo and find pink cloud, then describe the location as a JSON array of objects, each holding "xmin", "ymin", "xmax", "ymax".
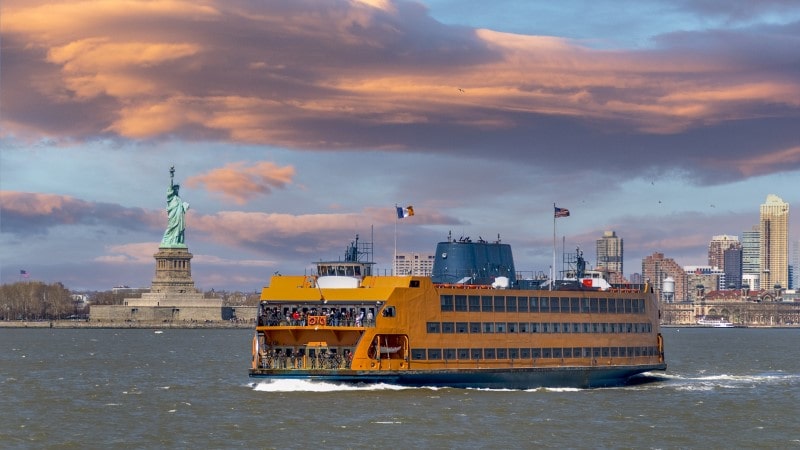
[{"xmin": 185, "ymin": 161, "xmax": 295, "ymax": 204}]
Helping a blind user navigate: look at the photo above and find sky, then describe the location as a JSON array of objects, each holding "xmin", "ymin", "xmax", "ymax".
[{"xmin": 1, "ymin": 0, "xmax": 799, "ymax": 291}]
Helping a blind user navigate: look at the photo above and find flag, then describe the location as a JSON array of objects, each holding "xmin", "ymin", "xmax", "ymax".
[
  {"xmin": 554, "ymin": 206, "xmax": 570, "ymax": 218},
  {"xmin": 396, "ymin": 205, "xmax": 414, "ymax": 219},
  {"xmin": 20, "ymin": 269, "xmax": 29, "ymax": 278}
]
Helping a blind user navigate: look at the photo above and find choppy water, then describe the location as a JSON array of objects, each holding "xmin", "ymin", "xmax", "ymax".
[{"xmin": 1, "ymin": 327, "xmax": 798, "ymax": 449}]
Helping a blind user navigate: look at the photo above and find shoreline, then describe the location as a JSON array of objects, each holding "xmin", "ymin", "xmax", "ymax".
[{"xmin": 0, "ymin": 320, "xmax": 253, "ymax": 329}]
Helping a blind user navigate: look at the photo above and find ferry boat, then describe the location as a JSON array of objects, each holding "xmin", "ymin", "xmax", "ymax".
[
  {"xmin": 250, "ymin": 235, "xmax": 667, "ymax": 389},
  {"xmin": 696, "ymin": 316, "xmax": 734, "ymax": 328}
]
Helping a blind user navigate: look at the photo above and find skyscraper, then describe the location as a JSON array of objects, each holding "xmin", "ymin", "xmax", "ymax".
[
  {"xmin": 791, "ymin": 240, "xmax": 800, "ymax": 289},
  {"xmin": 596, "ymin": 230, "xmax": 623, "ymax": 281},
  {"xmin": 708, "ymin": 235, "xmax": 739, "ymax": 270},
  {"xmin": 723, "ymin": 245, "xmax": 743, "ymax": 289},
  {"xmin": 741, "ymin": 226, "xmax": 760, "ymax": 288},
  {"xmin": 759, "ymin": 194, "xmax": 789, "ymax": 290},
  {"xmin": 642, "ymin": 252, "xmax": 687, "ymax": 302}
]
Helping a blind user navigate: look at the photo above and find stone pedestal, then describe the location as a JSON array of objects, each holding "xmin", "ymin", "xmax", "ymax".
[{"xmin": 151, "ymin": 247, "xmax": 197, "ymax": 294}]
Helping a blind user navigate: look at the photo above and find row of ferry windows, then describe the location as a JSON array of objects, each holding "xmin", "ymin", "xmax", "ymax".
[
  {"xmin": 410, "ymin": 346, "xmax": 659, "ymax": 361},
  {"xmin": 426, "ymin": 321, "xmax": 653, "ymax": 334},
  {"xmin": 440, "ymin": 295, "xmax": 646, "ymax": 314}
]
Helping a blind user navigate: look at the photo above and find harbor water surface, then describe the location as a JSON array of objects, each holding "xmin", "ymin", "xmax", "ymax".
[{"xmin": 2, "ymin": 327, "xmax": 798, "ymax": 448}]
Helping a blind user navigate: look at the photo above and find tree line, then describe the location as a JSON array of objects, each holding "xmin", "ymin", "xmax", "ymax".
[
  {"xmin": 0, "ymin": 281, "xmax": 76, "ymax": 321},
  {"xmin": 1, "ymin": 281, "xmax": 261, "ymax": 321}
]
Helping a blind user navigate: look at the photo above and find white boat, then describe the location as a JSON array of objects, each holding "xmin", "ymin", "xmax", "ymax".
[{"xmin": 696, "ymin": 316, "xmax": 734, "ymax": 328}]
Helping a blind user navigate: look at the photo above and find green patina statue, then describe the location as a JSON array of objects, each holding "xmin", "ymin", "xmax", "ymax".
[{"xmin": 161, "ymin": 166, "xmax": 190, "ymax": 248}]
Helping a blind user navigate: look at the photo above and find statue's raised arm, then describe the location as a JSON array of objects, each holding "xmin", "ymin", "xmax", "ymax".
[{"xmin": 161, "ymin": 166, "xmax": 190, "ymax": 248}]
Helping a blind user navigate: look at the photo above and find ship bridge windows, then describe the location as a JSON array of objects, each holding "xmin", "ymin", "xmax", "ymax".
[{"xmin": 440, "ymin": 295, "xmax": 454, "ymax": 312}]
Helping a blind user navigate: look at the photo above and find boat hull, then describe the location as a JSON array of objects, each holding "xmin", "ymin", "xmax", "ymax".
[{"xmin": 249, "ymin": 363, "xmax": 667, "ymax": 389}]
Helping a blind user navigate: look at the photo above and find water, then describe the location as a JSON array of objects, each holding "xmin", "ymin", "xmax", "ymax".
[{"xmin": 2, "ymin": 327, "xmax": 798, "ymax": 448}]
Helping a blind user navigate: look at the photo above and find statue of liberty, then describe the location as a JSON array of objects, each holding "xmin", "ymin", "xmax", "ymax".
[{"xmin": 161, "ymin": 166, "xmax": 190, "ymax": 247}]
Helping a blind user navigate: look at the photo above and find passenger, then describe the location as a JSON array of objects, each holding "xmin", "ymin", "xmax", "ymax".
[{"xmin": 366, "ymin": 310, "xmax": 374, "ymax": 326}]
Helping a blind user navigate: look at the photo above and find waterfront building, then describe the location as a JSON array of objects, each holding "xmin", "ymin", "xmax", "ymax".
[
  {"xmin": 642, "ymin": 252, "xmax": 687, "ymax": 302},
  {"xmin": 759, "ymin": 194, "xmax": 790, "ymax": 290},
  {"xmin": 684, "ymin": 266, "xmax": 723, "ymax": 302},
  {"xmin": 707, "ymin": 235, "xmax": 739, "ymax": 270},
  {"xmin": 393, "ymin": 252, "xmax": 435, "ymax": 276},
  {"xmin": 741, "ymin": 227, "xmax": 760, "ymax": 289},
  {"xmin": 596, "ymin": 231, "xmax": 624, "ymax": 283},
  {"xmin": 723, "ymin": 245, "xmax": 743, "ymax": 289},
  {"xmin": 792, "ymin": 240, "xmax": 800, "ymax": 289}
]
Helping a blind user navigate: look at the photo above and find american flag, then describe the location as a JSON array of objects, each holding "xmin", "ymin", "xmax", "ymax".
[
  {"xmin": 20, "ymin": 269, "xmax": 29, "ymax": 278},
  {"xmin": 554, "ymin": 206, "xmax": 570, "ymax": 218}
]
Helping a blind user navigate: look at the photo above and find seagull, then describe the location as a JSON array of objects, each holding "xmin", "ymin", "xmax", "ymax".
[{"xmin": 458, "ymin": 88, "xmax": 465, "ymax": 93}]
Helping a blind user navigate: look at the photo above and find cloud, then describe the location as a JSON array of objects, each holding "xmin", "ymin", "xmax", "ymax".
[
  {"xmin": 95, "ymin": 242, "xmax": 159, "ymax": 264},
  {"xmin": 1, "ymin": 0, "xmax": 799, "ymax": 183},
  {"xmin": 0, "ymin": 191, "xmax": 159, "ymax": 235},
  {"xmin": 185, "ymin": 161, "xmax": 295, "ymax": 204}
]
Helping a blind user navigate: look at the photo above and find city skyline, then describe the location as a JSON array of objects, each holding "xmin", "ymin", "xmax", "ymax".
[{"xmin": 2, "ymin": 1, "xmax": 800, "ymax": 291}]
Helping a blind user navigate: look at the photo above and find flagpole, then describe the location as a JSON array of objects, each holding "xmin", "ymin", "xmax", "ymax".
[
  {"xmin": 394, "ymin": 204, "xmax": 397, "ymax": 276},
  {"xmin": 552, "ymin": 203, "xmax": 556, "ymax": 291}
]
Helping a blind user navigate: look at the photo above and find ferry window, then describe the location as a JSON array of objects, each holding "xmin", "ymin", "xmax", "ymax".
[
  {"xmin": 483, "ymin": 348, "xmax": 496, "ymax": 359},
  {"xmin": 542, "ymin": 348, "xmax": 552, "ymax": 358},
  {"xmin": 483, "ymin": 322, "xmax": 494, "ymax": 333},
  {"xmin": 468, "ymin": 295, "xmax": 481, "ymax": 312},
  {"xmin": 456, "ymin": 322, "xmax": 468, "ymax": 333},
  {"xmin": 581, "ymin": 298, "xmax": 591, "ymax": 313},
  {"xmin": 506, "ymin": 296, "xmax": 517, "ymax": 312},
  {"xmin": 507, "ymin": 322, "xmax": 517, "ymax": 333},
  {"xmin": 428, "ymin": 349, "xmax": 442, "ymax": 360},
  {"xmin": 599, "ymin": 298, "xmax": 608, "ymax": 313},
  {"xmin": 563, "ymin": 348, "xmax": 573, "ymax": 358},
  {"xmin": 592, "ymin": 348, "xmax": 601, "ymax": 357},
  {"xmin": 455, "ymin": 295, "xmax": 467, "ymax": 312},
  {"xmin": 611, "ymin": 298, "xmax": 620, "ymax": 314},
  {"xmin": 626, "ymin": 323, "xmax": 633, "ymax": 333},
  {"xmin": 570, "ymin": 298, "xmax": 580, "ymax": 313},
  {"xmin": 625, "ymin": 299, "xmax": 633, "ymax": 313},
  {"xmin": 354, "ymin": 266, "xmax": 361, "ymax": 276},
  {"xmin": 444, "ymin": 348, "xmax": 456, "ymax": 360},
  {"xmin": 409, "ymin": 280, "xmax": 420, "ymax": 288},
  {"xmin": 470, "ymin": 348, "xmax": 482, "ymax": 360},
  {"xmin": 458, "ymin": 349, "xmax": 469, "ymax": 359},
  {"xmin": 553, "ymin": 348, "xmax": 562, "ymax": 358},
  {"xmin": 560, "ymin": 298, "xmax": 570, "ymax": 312},
  {"xmin": 601, "ymin": 323, "xmax": 609, "ymax": 333},
  {"xmin": 572, "ymin": 347, "xmax": 582, "ymax": 358},
  {"xmin": 427, "ymin": 322, "xmax": 441, "ymax": 333},
  {"xmin": 635, "ymin": 346, "xmax": 642, "ymax": 357},
  {"xmin": 530, "ymin": 297, "xmax": 539, "ymax": 312},
  {"xmin": 531, "ymin": 348, "xmax": 542, "ymax": 359},
  {"xmin": 539, "ymin": 297, "xmax": 550, "ymax": 313},
  {"xmin": 542, "ymin": 322, "xmax": 551, "ymax": 333},
  {"xmin": 495, "ymin": 322, "xmax": 506, "ymax": 333},
  {"xmin": 442, "ymin": 322, "xmax": 455, "ymax": 333},
  {"xmin": 638, "ymin": 299, "xmax": 645, "ymax": 313},
  {"xmin": 496, "ymin": 348, "xmax": 507, "ymax": 359},
  {"xmin": 440, "ymin": 295, "xmax": 454, "ymax": 312},
  {"xmin": 493, "ymin": 297, "xmax": 505, "ymax": 312},
  {"xmin": 520, "ymin": 348, "xmax": 531, "ymax": 359},
  {"xmin": 509, "ymin": 348, "xmax": 519, "ymax": 359},
  {"xmin": 582, "ymin": 323, "xmax": 590, "ymax": 333},
  {"xmin": 619, "ymin": 347, "xmax": 627, "ymax": 357},
  {"xmin": 550, "ymin": 298, "xmax": 560, "ymax": 313},
  {"xmin": 610, "ymin": 347, "xmax": 619, "ymax": 357},
  {"xmin": 590, "ymin": 298, "xmax": 599, "ymax": 313},
  {"xmin": 602, "ymin": 347, "xmax": 610, "ymax": 357},
  {"xmin": 592, "ymin": 323, "xmax": 600, "ymax": 333},
  {"xmin": 552, "ymin": 323, "xmax": 560, "ymax": 333},
  {"xmin": 517, "ymin": 296, "xmax": 528, "ymax": 312},
  {"xmin": 469, "ymin": 322, "xmax": 481, "ymax": 333},
  {"xmin": 519, "ymin": 322, "xmax": 529, "ymax": 333},
  {"xmin": 381, "ymin": 306, "xmax": 395, "ymax": 317},
  {"xmin": 561, "ymin": 323, "xmax": 570, "ymax": 334},
  {"xmin": 572, "ymin": 323, "xmax": 580, "ymax": 333},
  {"xmin": 481, "ymin": 296, "xmax": 493, "ymax": 312},
  {"xmin": 531, "ymin": 322, "xmax": 540, "ymax": 333}
]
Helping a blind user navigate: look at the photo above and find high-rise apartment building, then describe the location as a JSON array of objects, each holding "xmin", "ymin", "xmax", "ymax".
[
  {"xmin": 759, "ymin": 194, "xmax": 789, "ymax": 290},
  {"xmin": 394, "ymin": 252, "xmax": 435, "ymax": 276},
  {"xmin": 642, "ymin": 252, "xmax": 687, "ymax": 302},
  {"xmin": 741, "ymin": 226, "xmax": 760, "ymax": 288},
  {"xmin": 723, "ymin": 245, "xmax": 743, "ymax": 289},
  {"xmin": 596, "ymin": 230, "xmax": 623, "ymax": 281},
  {"xmin": 708, "ymin": 235, "xmax": 739, "ymax": 270},
  {"xmin": 791, "ymin": 240, "xmax": 800, "ymax": 290}
]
